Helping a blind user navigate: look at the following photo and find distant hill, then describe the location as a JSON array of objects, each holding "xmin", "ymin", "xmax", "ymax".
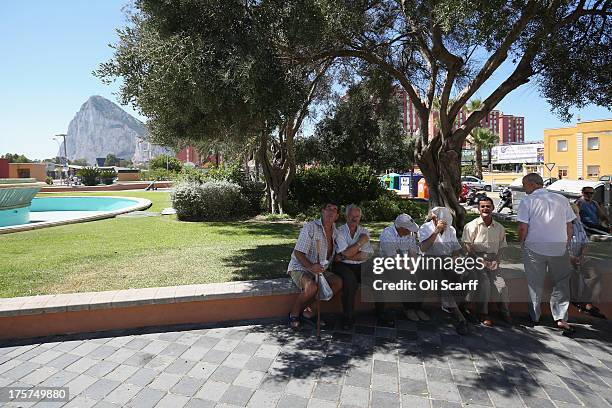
[{"xmin": 59, "ymin": 95, "xmax": 169, "ymax": 165}]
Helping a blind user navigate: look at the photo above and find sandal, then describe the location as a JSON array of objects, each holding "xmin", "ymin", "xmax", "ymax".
[
  {"xmin": 289, "ymin": 314, "xmax": 301, "ymax": 329},
  {"xmin": 556, "ymin": 320, "xmax": 575, "ymax": 334}
]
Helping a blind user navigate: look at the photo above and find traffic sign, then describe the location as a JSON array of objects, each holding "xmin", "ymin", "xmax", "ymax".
[{"xmin": 545, "ymin": 162, "xmax": 555, "ymax": 172}]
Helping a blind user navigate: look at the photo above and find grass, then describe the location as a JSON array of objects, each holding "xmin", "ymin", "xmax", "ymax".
[{"xmin": 1, "ymin": 191, "xmax": 521, "ymax": 298}]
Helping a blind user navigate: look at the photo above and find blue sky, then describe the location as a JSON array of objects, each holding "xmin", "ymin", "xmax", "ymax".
[{"xmin": 1, "ymin": 1, "xmax": 610, "ymax": 160}]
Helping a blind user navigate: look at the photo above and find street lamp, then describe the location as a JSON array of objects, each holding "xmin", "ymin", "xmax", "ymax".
[{"xmin": 52, "ymin": 134, "xmax": 68, "ymax": 184}]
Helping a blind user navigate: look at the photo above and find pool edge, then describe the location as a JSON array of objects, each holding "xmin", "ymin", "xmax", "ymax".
[{"xmin": 0, "ymin": 196, "xmax": 153, "ymax": 234}]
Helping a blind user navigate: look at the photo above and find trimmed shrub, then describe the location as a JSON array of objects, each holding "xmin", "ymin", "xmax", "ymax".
[
  {"xmin": 150, "ymin": 154, "xmax": 183, "ymax": 172},
  {"xmin": 289, "ymin": 165, "xmax": 385, "ymax": 212},
  {"xmin": 360, "ymin": 193, "xmax": 428, "ymax": 222},
  {"xmin": 171, "ymin": 181, "xmax": 249, "ymax": 221},
  {"xmin": 77, "ymin": 167, "xmax": 100, "ymax": 186}
]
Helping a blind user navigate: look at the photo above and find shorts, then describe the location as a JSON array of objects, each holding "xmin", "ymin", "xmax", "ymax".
[{"xmin": 289, "ymin": 270, "xmax": 337, "ymax": 291}]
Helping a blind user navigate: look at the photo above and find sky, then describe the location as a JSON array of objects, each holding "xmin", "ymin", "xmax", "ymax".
[{"xmin": 0, "ymin": 1, "xmax": 610, "ymax": 160}]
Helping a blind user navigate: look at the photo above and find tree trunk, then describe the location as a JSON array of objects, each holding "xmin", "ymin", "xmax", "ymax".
[
  {"xmin": 475, "ymin": 145, "xmax": 483, "ymax": 179},
  {"xmin": 416, "ymin": 127, "xmax": 466, "ymax": 231},
  {"xmin": 257, "ymin": 132, "xmax": 296, "ymax": 214}
]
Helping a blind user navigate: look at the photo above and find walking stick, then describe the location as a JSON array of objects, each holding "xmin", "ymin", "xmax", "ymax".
[{"xmin": 316, "ymin": 239, "xmax": 322, "ymax": 341}]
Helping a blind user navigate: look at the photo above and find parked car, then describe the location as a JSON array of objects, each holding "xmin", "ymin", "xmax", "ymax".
[{"xmin": 460, "ymin": 176, "xmax": 492, "ymax": 191}]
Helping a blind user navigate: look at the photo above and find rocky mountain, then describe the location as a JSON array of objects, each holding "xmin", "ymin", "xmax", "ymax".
[{"xmin": 59, "ymin": 95, "xmax": 170, "ymax": 165}]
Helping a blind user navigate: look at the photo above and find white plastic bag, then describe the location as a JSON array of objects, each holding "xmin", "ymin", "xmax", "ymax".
[{"xmin": 317, "ymin": 274, "xmax": 333, "ymax": 301}]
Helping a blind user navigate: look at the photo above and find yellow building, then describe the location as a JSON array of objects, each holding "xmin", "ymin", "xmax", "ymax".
[{"xmin": 544, "ymin": 119, "xmax": 612, "ymax": 180}]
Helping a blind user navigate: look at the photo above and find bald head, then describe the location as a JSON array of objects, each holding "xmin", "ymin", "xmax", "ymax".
[{"xmin": 522, "ymin": 173, "xmax": 544, "ymax": 194}]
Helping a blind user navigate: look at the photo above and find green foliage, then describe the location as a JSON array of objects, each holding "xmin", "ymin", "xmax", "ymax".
[
  {"xmin": 104, "ymin": 154, "xmax": 120, "ymax": 167},
  {"xmin": 45, "ymin": 177, "xmax": 54, "ymax": 185},
  {"xmin": 71, "ymin": 158, "xmax": 89, "ymax": 166},
  {"xmin": 174, "ymin": 163, "xmax": 264, "ymax": 215},
  {"xmin": 150, "ymin": 154, "xmax": 183, "ymax": 172},
  {"xmin": 99, "ymin": 170, "xmax": 117, "ymax": 185},
  {"xmin": 360, "ymin": 194, "xmax": 428, "ymax": 222},
  {"xmin": 96, "ymin": 0, "xmax": 308, "ymax": 148},
  {"xmin": 289, "ymin": 165, "xmax": 386, "ymax": 213},
  {"xmin": 77, "ymin": 167, "xmax": 100, "ymax": 186},
  {"xmin": 171, "ymin": 181, "xmax": 249, "ymax": 221},
  {"xmin": 1, "ymin": 153, "xmax": 32, "ymax": 163},
  {"xmin": 470, "ymin": 127, "xmax": 498, "ymax": 151},
  {"xmin": 461, "ymin": 164, "xmax": 477, "ymax": 177},
  {"xmin": 298, "ymin": 80, "xmax": 414, "ymax": 172}
]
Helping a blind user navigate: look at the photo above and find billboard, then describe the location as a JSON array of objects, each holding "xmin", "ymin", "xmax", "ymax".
[
  {"xmin": 461, "ymin": 149, "xmax": 489, "ymax": 165},
  {"xmin": 491, "ymin": 143, "xmax": 544, "ymax": 164}
]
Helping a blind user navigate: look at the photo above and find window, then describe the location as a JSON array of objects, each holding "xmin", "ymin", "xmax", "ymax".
[
  {"xmin": 587, "ymin": 166, "xmax": 600, "ymax": 178},
  {"xmin": 557, "ymin": 140, "xmax": 568, "ymax": 152},
  {"xmin": 558, "ymin": 167, "xmax": 568, "ymax": 178},
  {"xmin": 17, "ymin": 169, "xmax": 30, "ymax": 178},
  {"xmin": 587, "ymin": 137, "xmax": 599, "ymax": 150}
]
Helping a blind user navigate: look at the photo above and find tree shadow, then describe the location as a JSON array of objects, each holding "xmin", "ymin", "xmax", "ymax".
[{"xmin": 220, "ymin": 243, "xmax": 295, "ymax": 281}]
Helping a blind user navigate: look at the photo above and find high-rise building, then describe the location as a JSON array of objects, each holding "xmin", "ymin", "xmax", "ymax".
[{"xmin": 395, "ymin": 89, "xmax": 525, "ymax": 144}]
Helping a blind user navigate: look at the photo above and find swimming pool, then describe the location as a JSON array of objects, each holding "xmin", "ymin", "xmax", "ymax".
[{"xmin": 0, "ymin": 196, "xmax": 152, "ymax": 234}]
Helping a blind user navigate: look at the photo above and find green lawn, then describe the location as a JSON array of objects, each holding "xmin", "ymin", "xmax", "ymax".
[{"xmin": 0, "ymin": 192, "xmax": 519, "ymax": 298}]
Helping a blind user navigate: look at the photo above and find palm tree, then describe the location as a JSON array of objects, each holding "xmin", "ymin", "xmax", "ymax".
[{"xmin": 470, "ymin": 127, "xmax": 498, "ymax": 179}]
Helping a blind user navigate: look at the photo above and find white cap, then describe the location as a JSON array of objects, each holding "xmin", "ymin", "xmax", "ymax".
[
  {"xmin": 394, "ymin": 213, "xmax": 419, "ymax": 233},
  {"xmin": 430, "ymin": 207, "xmax": 453, "ymax": 226}
]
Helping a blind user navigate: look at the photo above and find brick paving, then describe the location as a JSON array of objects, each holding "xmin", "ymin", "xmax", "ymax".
[{"xmin": 1, "ymin": 310, "xmax": 611, "ymax": 407}]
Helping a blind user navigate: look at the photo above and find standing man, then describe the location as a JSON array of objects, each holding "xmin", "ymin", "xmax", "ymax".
[
  {"xmin": 333, "ymin": 204, "xmax": 374, "ymax": 329},
  {"xmin": 419, "ymin": 207, "xmax": 468, "ymax": 334},
  {"xmin": 379, "ymin": 213, "xmax": 429, "ymax": 322},
  {"xmin": 287, "ymin": 202, "xmax": 343, "ymax": 329},
  {"xmin": 463, "ymin": 197, "xmax": 511, "ymax": 326},
  {"xmin": 576, "ymin": 186, "xmax": 610, "ymax": 233},
  {"xmin": 517, "ymin": 173, "xmax": 575, "ymax": 333}
]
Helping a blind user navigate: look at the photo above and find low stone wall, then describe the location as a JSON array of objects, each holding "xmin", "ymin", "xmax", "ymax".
[{"xmin": 1, "ymin": 265, "xmax": 610, "ymax": 340}]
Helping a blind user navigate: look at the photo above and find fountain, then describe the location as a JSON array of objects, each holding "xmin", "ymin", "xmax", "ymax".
[{"xmin": 0, "ymin": 178, "xmax": 47, "ymax": 227}]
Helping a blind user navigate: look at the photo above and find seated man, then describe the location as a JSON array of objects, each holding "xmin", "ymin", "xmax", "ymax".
[
  {"xmin": 287, "ymin": 202, "xmax": 343, "ymax": 329},
  {"xmin": 462, "ymin": 197, "xmax": 511, "ymax": 327},
  {"xmin": 332, "ymin": 204, "xmax": 374, "ymax": 330},
  {"xmin": 576, "ymin": 186, "xmax": 610, "ymax": 233},
  {"xmin": 419, "ymin": 207, "xmax": 468, "ymax": 334},
  {"xmin": 379, "ymin": 213, "xmax": 430, "ymax": 322}
]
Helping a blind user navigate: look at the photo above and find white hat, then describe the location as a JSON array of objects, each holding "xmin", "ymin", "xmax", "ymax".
[{"xmin": 394, "ymin": 213, "xmax": 419, "ymax": 233}]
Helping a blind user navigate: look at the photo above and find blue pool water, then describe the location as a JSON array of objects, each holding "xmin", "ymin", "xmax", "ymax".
[
  {"xmin": 29, "ymin": 197, "xmax": 139, "ymax": 212},
  {"xmin": 0, "ymin": 196, "xmax": 144, "ymax": 228}
]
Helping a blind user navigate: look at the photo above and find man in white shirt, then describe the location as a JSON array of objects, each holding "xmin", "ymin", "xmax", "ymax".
[
  {"xmin": 379, "ymin": 213, "xmax": 430, "ymax": 322},
  {"xmin": 332, "ymin": 204, "xmax": 374, "ymax": 329},
  {"xmin": 517, "ymin": 173, "xmax": 575, "ymax": 333},
  {"xmin": 419, "ymin": 207, "xmax": 470, "ymax": 334}
]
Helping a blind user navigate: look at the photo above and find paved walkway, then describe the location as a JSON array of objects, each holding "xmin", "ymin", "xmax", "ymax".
[{"xmin": 1, "ymin": 311, "xmax": 611, "ymax": 408}]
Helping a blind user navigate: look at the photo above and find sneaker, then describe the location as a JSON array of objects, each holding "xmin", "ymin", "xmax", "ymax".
[
  {"xmin": 416, "ymin": 309, "xmax": 430, "ymax": 321},
  {"xmin": 403, "ymin": 309, "xmax": 420, "ymax": 322}
]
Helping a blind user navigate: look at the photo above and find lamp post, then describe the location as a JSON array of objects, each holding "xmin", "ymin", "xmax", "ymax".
[{"xmin": 52, "ymin": 134, "xmax": 68, "ymax": 184}]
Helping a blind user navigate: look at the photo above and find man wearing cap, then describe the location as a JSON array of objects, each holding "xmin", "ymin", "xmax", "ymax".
[
  {"xmin": 517, "ymin": 173, "xmax": 575, "ymax": 333},
  {"xmin": 463, "ymin": 197, "xmax": 511, "ymax": 327},
  {"xmin": 332, "ymin": 204, "xmax": 375, "ymax": 329},
  {"xmin": 419, "ymin": 207, "xmax": 469, "ymax": 334},
  {"xmin": 377, "ymin": 213, "xmax": 430, "ymax": 322}
]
